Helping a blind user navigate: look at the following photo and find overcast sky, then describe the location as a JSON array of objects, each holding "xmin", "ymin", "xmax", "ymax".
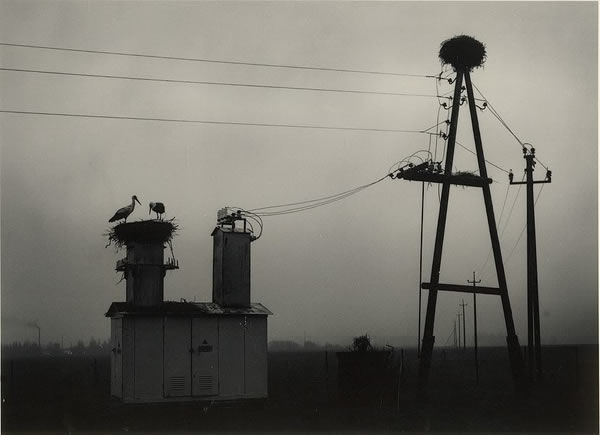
[{"xmin": 1, "ymin": 1, "xmax": 597, "ymax": 348}]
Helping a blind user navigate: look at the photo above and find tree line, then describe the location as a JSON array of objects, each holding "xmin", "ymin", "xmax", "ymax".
[{"xmin": 2, "ymin": 338, "xmax": 111, "ymax": 357}]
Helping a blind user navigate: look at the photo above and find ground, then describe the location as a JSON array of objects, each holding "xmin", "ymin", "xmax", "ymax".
[{"xmin": 1, "ymin": 345, "xmax": 597, "ymax": 433}]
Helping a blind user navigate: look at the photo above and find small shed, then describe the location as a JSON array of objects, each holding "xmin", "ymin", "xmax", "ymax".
[{"xmin": 106, "ymin": 220, "xmax": 271, "ymax": 403}]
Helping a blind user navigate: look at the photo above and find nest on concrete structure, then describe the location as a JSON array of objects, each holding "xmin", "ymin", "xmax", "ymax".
[
  {"xmin": 439, "ymin": 35, "xmax": 486, "ymax": 71},
  {"xmin": 105, "ymin": 219, "xmax": 178, "ymax": 249}
]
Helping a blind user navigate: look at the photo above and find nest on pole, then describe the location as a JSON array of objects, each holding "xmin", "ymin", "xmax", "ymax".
[
  {"xmin": 439, "ymin": 35, "xmax": 486, "ymax": 71},
  {"xmin": 105, "ymin": 219, "xmax": 178, "ymax": 249}
]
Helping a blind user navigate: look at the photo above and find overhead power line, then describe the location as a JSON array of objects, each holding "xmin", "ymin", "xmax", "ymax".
[
  {"xmin": 499, "ymin": 172, "xmax": 525, "ymax": 239},
  {"xmin": 0, "ymin": 109, "xmax": 437, "ymax": 134},
  {"xmin": 248, "ymin": 173, "xmax": 389, "ymax": 216},
  {"xmin": 471, "ymin": 83, "xmax": 551, "ymax": 174},
  {"xmin": 455, "ymin": 140, "xmax": 510, "ymax": 174},
  {"xmin": 0, "ymin": 67, "xmax": 450, "ymax": 99},
  {"xmin": 478, "ymin": 172, "xmax": 526, "ymax": 280},
  {"xmin": 0, "ymin": 42, "xmax": 439, "ymax": 79},
  {"xmin": 477, "ymin": 183, "xmax": 511, "ymax": 275},
  {"xmin": 245, "ymin": 151, "xmax": 427, "ymax": 217},
  {"xmin": 471, "ymin": 82, "xmax": 525, "ymax": 149}
]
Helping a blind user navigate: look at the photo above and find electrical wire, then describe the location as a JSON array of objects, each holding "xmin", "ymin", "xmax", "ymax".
[
  {"xmin": 0, "ymin": 42, "xmax": 440, "ymax": 79},
  {"xmin": 499, "ymin": 173, "xmax": 525, "ymax": 239},
  {"xmin": 427, "ymin": 125, "xmax": 433, "ymax": 155},
  {"xmin": 477, "ymin": 183, "xmax": 511, "ymax": 274},
  {"xmin": 496, "ymin": 184, "xmax": 512, "ymax": 234},
  {"xmin": 0, "ymin": 67, "xmax": 451, "ymax": 99},
  {"xmin": 242, "ymin": 212, "xmax": 264, "ymax": 240},
  {"xmin": 0, "ymin": 109, "xmax": 438, "ymax": 134},
  {"xmin": 420, "ymin": 119, "xmax": 449, "ymax": 134},
  {"xmin": 473, "ymin": 84, "xmax": 550, "ymax": 172},
  {"xmin": 253, "ymin": 189, "xmax": 372, "ymax": 216},
  {"xmin": 433, "ymin": 104, "xmax": 444, "ymax": 162},
  {"xmin": 246, "ymin": 148, "xmax": 433, "ymax": 218},
  {"xmin": 521, "ymin": 143, "xmax": 550, "ymax": 171},
  {"xmin": 435, "ymin": 74, "xmax": 454, "ymax": 165},
  {"xmin": 388, "ymin": 150, "xmax": 432, "ymax": 174},
  {"xmin": 479, "ymin": 173, "xmax": 525, "ymax": 281},
  {"xmin": 443, "ymin": 323, "xmax": 455, "ymax": 347},
  {"xmin": 471, "ymin": 82, "xmax": 525, "ymax": 149},
  {"xmin": 455, "ymin": 140, "xmax": 510, "ymax": 174},
  {"xmin": 249, "ymin": 173, "xmax": 390, "ymax": 216},
  {"xmin": 221, "ymin": 206, "xmax": 264, "ymax": 240}
]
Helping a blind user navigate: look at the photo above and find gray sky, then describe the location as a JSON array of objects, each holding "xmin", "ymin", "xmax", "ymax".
[{"xmin": 1, "ymin": 1, "xmax": 597, "ymax": 348}]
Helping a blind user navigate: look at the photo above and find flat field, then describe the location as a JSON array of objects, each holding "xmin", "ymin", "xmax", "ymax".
[{"xmin": 1, "ymin": 345, "xmax": 597, "ymax": 433}]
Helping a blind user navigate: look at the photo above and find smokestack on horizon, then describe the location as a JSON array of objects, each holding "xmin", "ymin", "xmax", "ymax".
[{"xmin": 26, "ymin": 321, "xmax": 40, "ymax": 350}]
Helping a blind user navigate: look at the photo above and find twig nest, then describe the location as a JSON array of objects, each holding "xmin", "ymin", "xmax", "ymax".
[
  {"xmin": 106, "ymin": 219, "xmax": 178, "ymax": 248},
  {"xmin": 439, "ymin": 35, "xmax": 486, "ymax": 71}
]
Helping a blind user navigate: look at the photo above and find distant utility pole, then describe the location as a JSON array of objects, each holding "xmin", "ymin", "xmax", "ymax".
[
  {"xmin": 453, "ymin": 319, "xmax": 457, "ymax": 348},
  {"xmin": 468, "ymin": 271, "xmax": 481, "ymax": 384},
  {"xmin": 35, "ymin": 324, "xmax": 41, "ymax": 351},
  {"xmin": 509, "ymin": 147, "xmax": 551, "ymax": 382},
  {"xmin": 460, "ymin": 300, "xmax": 468, "ymax": 351},
  {"xmin": 457, "ymin": 313, "xmax": 462, "ymax": 348}
]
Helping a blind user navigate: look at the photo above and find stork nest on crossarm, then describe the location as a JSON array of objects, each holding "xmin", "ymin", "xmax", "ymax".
[
  {"xmin": 453, "ymin": 170, "xmax": 478, "ymax": 177},
  {"xmin": 105, "ymin": 219, "xmax": 178, "ymax": 249},
  {"xmin": 439, "ymin": 35, "xmax": 486, "ymax": 71}
]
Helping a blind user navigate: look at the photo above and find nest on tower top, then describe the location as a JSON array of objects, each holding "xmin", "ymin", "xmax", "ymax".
[
  {"xmin": 105, "ymin": 219, "xmax": 178, "ymax": 249},
  {"xmin": 439, "ymin": 35, "xmax": 486, "ymax": 71}
]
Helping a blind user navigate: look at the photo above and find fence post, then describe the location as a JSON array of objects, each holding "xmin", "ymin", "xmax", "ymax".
[
  {"xmin": 10, "ymin": 360, "xmax": 14, "ymax": 398},
  {"xmin": 574, "ymin": 345, "xmax": 579, "ymax": 390}
]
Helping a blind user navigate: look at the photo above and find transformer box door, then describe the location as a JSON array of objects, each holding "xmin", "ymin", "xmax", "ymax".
[
  {"xmin": 164, "ymin": 317, "xmax": 191, "ymax": 397},
  {"xmin": 191, "ymin": 317, "xmax": 219, "ymax": 396}
]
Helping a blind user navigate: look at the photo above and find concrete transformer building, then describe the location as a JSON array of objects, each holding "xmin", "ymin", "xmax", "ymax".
[{"xmin": 106, "ymin": 219, "xmax": 271, "ymax": 403}]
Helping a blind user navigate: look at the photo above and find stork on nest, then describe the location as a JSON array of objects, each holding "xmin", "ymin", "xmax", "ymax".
[
  {"xmin": 439, "ymin": 35, "xmax": 486, "ymax": 71},
  {"xmin": 105, "ymin": 219, "xmax": 178, "ymax": 249}
]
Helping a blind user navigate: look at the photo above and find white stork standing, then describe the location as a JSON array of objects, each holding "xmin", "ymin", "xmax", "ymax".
[
  {"xmin": 149, "ymin": 202, "xmax": 165, "ymax": 220},
  {"xmin": 109, "ymin": 195, "xmax": 141, "ymax": 223}
]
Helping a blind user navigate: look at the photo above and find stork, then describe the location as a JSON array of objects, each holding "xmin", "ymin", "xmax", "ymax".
[
  {"xmin": 149, "ymin": 202, "xmax": 165, "ymax": 220},
  {"xmin": 109, "ymin": 195, "xmax": 141, "ymax": 223}
]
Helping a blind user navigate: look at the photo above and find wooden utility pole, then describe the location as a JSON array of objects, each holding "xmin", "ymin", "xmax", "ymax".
[
  {"xmin": 453, "ymin": 319, "xmax": 457, "ymax": 348},
  {"xmin": 460, "ymin": 300, "xmax": 468, "ymax": 351},
  {"xmin": 468, "ymin": 271, "xmax": 481, "ymax": 384},
  {"xmin": 457, "ymin": 313, "xmax": 461, "ymax": 348},
  {"xmin": 509, "ymin": 147, "xmax": 551, "ymax": 382},
  {"xmin": 409, "ymin": 36, "xmax": 525, "ymax": 392}
]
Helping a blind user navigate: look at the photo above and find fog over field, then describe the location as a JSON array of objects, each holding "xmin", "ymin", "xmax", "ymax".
[{"xmin": 1, "ymin": 2, "xmax": 597, "ymax": 348}]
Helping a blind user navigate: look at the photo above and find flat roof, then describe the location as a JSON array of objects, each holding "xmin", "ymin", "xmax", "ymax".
[{"xmin": 105, "ymin": 301, "xmax": 272, "ymax": 317}]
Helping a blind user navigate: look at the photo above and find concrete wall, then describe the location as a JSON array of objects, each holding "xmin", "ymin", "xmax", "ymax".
[
  {"xmin": 125, "ymin": 242, "xmax": 164, "ymax": 307},
  {"xmin": 110, "ymin": 318, "xmax": 122, "ymax": 398}
]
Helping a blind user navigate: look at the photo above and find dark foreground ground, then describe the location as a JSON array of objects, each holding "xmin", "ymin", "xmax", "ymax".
[{"xmin": 1, "ymin": 345, "xmax": 598, "ymax": 433}]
